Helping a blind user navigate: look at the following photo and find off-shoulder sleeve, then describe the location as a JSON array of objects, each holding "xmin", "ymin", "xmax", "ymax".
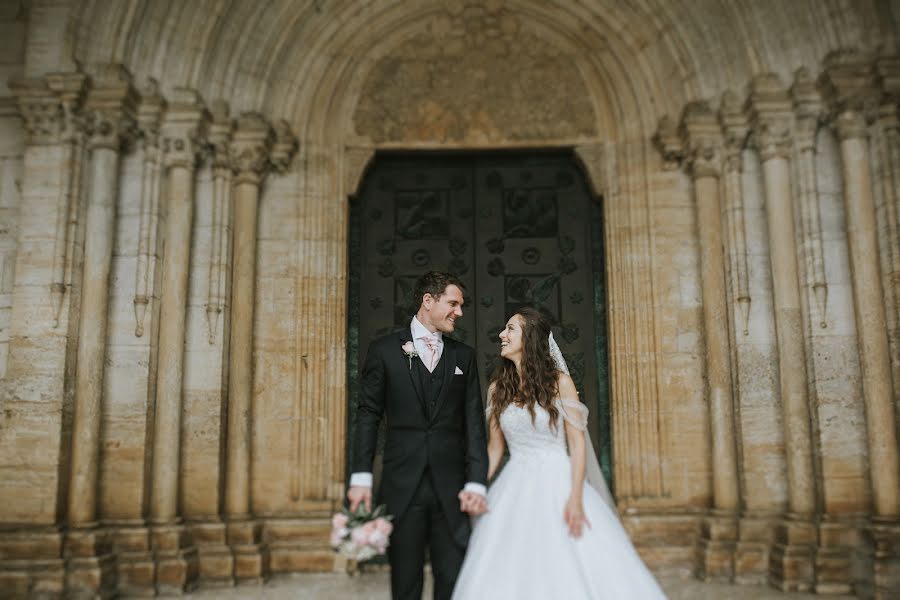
[{"xmin": 558, "ymin": 397, "xmax": 589, "ymax": 430}]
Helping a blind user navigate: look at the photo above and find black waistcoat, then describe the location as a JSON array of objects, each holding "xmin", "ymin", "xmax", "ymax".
[{"xmin": 413, "ymin": 350, "xmax": 446, "ymax": 417}]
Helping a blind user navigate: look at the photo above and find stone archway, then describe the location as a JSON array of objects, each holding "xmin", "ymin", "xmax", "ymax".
[{"xmin": 2, "ymin": 1, "xmax": 899, "ymax": 596}]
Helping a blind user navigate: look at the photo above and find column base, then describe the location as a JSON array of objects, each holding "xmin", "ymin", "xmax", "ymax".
[
  {"xmin": 109, "ymin": 524, "xmax": 155, "ymax": 596},
  {"xmin": 264, "ymin": 517, "xmax": 340, "ymax": 574},
  {"xmin": 768, "ymin": 515, "xmax": 816, "ymax": 592},
  {"xmin": 870, "ymin": 519, "xmax": 900, "ymax": 600},
  {"xmin": 190, "ymin": 521, "xmax": 234, "ymax": 586},
  {"xmin": 226, "ymin": 519, "xmax": 269, "ymax": 582},
  {"xmin": 734, "ymin": 513, "xmax": 775, "ymax": 585},
  {"xmin": 694, "ymin": 511, "xmax": 737, "ymax": 582},
  {"xmin": 0, "ymin": 528, "xmax": 65, "ymax": 598},
  {"xmin": 64, "ymin": 527, "xmax": 117, "ymax": 599},
  {"xmin": 814, "ymin": 517, "xmax": 864, "ymax": 595},
  {"xmin": 151, "ymin": 522, "xmax": 199, "ymax": 594}
]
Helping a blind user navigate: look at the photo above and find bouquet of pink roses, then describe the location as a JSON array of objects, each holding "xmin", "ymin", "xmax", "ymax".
[{"xmin": 330, "ymin": 503, "xmax": 394, "ymax": 562}]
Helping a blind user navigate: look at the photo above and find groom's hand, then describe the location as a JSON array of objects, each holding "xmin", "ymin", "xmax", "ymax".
[
  {"xmin": 458, "ymin": 490, "xmax": 487, "ymax": 516},
  {"xmin": 347, "ymin": 486, "xmax": 372, "ymax": 513}
]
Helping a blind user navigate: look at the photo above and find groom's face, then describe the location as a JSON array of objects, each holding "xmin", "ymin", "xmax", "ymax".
[{"xmin": 423, "ymin": 284, "xmax": 464, "ymax": 334}]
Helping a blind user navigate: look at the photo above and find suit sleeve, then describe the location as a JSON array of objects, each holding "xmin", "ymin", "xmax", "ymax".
[
  {"xmin": 464, "ymin": 349, "xmax": 488, "ymax": 485},
  {"xmin": 353, "ymin": 341, "xmax": 386, "ymax": 474}
]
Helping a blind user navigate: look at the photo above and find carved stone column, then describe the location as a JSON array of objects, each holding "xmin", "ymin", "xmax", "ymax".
[
  {"xmin": 791, "ymin": 70, "xmax": 829, "ymax": 329},
  {"xmin": 681, "ymin": 101, "xmax": 739, "ymax": 581},
  {"xmin": 133, "ymin": 80, "xmax": 165, "ymax": 339},
  {"xmin": 824, "ymin": 72, "xmax": 900, "ymax": 521},
  {"xmin": 68, "ymin": 66, "xmax": 136, "ymax": 527},
  {"xmin": 4, "ymin": 71, "xmax": 86, "ymax": 597},
  {"xmin": 65, "ymin": 64, "xmax": 136, "ymax": 598},
  {"xmin": 149, "ymin": 88, "xmax": 206, "ymax": 593},
  {"xmin": 225, "ymin": 113, "xmax": 273, "ymax": 582},
  {"xmin": 823, "ymin": 53, "xmax": 900, "ymax": 599},
  {"xmin": 749, "ymin": 73, "xmax": 816, "ymax": 592}
]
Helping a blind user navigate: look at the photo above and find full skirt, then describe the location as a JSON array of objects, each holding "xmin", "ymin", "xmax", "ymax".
[{"xmin": 452, "ymin": 451, "xmax": 667, "ymax": 599}]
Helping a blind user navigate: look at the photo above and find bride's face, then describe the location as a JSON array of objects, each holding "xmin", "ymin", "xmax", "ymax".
[{"xmin": 499, "ymin": 315, "xmax": 525, "ymax": 361}]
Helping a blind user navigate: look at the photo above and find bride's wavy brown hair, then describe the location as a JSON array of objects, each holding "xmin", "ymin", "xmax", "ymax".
[{"xmin": 489, "ymin": 306, "xmax": 560, "ymax": 430}]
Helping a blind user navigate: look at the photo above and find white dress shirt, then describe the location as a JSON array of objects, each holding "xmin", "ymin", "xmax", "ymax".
[{"xmin": 350, "ymin": 317, "xmax": 486, "ymax": 497}]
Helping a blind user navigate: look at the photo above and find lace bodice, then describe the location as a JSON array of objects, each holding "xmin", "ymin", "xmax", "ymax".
[{"xmin": 499, "ymin": 403, "xmax": 569, "ymax": 460}]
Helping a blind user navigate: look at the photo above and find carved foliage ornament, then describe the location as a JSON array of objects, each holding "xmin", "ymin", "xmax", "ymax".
[{"xmin": 11, "ymin": 74, "xmax": 87, "ymax": 145}]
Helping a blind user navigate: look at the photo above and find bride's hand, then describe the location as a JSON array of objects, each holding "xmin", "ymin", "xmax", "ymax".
[{"xmin": 564, "ymin": 496, "xmax": 591, "ymax": 538}]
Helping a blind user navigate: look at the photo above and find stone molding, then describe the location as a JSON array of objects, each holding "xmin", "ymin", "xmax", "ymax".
[
  {"xmin": 343, "ymin": 146, "xmax": 374, "ymax": 197},
  {"xmin": 270, "ymin": 119, "xmax": 297, "ymax": 173}
]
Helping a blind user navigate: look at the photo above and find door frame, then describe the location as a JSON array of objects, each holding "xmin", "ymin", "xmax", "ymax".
[{"xmin": 345, "ymin": 149, "xmax": 613, "ymax": 490}]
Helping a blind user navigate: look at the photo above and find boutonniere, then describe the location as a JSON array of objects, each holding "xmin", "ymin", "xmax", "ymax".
[{"xmin": 401, "ymin": 341, "xmax": 418, "ymax": 369}]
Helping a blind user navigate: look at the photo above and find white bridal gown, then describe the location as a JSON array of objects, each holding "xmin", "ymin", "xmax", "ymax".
[{"xmin": 452, "ymin": 399, "xmax": 667, "ymax": 599}]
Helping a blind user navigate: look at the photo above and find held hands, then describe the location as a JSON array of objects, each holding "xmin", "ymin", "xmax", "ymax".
[
  {"xmin": 458, "ymin": 490, "xmax": 488, "ymax": 516},
  {"xmin": 347, "ymin": 485, "xmax": 372, "ymax": 513},
  {"xmin": 564, "ymin": 495, "xmax": 591, "ymax": 538}
]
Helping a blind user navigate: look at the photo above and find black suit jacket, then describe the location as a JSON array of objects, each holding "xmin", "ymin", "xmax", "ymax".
[{"xmin": 353, "ymin": 327, "xmax": 488, "ymax": 547}]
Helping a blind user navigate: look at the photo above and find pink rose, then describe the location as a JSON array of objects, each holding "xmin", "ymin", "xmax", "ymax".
[
  {"xmin": 368, "ymin": 529, "xmax": 388, "ymax": 552},
  {"xmin": 374, "ymin": 518, "xmax": 393, "ymax": 536},
  {"xmin": 332, "ymin": 513, "xmax": 349, "ymax": 530},
  {"xmin": 350, "ymin": 526, "xmax": 368, "ymax": 546},
  {"xmin": 330, "ymin": 530, "xmax": 344, "ymax": 548}
]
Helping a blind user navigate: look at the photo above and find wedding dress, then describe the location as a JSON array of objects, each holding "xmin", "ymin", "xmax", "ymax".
[{"xmin": 451, "ymin": 397, "xmax": 667, "ymax": 599}]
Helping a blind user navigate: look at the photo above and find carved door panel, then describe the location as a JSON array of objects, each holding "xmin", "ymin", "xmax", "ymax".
[
  {"xmin": 349, "ymin": 153, "xmax": 607, "ymax": 478},
  {"xmin": 356, "ymin": 160, "xmax": 475, "ymax": 350},
  {"xmin": 472, "ymin": 157, "xmax": 601, "ymax": 454}
]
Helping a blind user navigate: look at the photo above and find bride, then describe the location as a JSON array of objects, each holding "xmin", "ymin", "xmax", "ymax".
[{"xmin": 452, "ymin": 307, "xmax": 667, "ymax": 599}]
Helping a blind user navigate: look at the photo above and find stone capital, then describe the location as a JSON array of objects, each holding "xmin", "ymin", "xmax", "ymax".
[
  {"xmin": 719, "ymin": 90, "xmax": 749, "ymax": 150},
  {"xmin": 161, "ymin": 88, "xmax": 208, "ymax": 170},
  {"xmin": 83, "ymin": 64, "xmax": 138, "ymax": 151},
  {"xmin": 230, "ymin": 113, "xmax": 273, "ymax": 185},
  {"xmin": 751, "ymin": 119, "xmax": 792, "ymax": 161},
  {"xmin": 748, "ymin": 73, "xmax": 794, "ymax": 162},
  {"xmin": 833, "ymin": 109, "xmax": 868, "ymax": 142},
  {"xmin": 207, "ymin": 100, "xmax": 234, "ymax": 172},
  {"xmin": 10, "ymin": 73, "xmax": 87, "ymax": 145},
  {"xmin": 791, "ymin": 67, "xmax": 823, "ymax": 151},
  {"xmin": 877, "ymin": 102, "xmax": 898, "ymax": 135},
  {"xmin": 652, "ymin": 115, "xmax": 684, "ymax": 170},
  {"xmin": 681, "ymin": 101, "xmax": 722, "ymax": 178},
  {"xmin": 269, "ymin": 120, "xmax": 298, "ymax": 173},
  {"xmin": 821, "ymin": 48, "xmax": 878, "ymax": 120},
  {"xmin": 875, "ymin": 56, "xmax": 900, "ymax": 97},
  {"xmin": 137, "ymin": 78, "xmax": 166, "ymax": 153}
]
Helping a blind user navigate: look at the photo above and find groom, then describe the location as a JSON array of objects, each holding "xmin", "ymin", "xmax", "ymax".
[{"xmin": 349, "ymin": 271, "xmax": 489, "ymax": 600}]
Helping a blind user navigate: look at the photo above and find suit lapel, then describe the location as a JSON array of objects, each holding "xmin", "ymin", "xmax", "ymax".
[
  {"xmin": 398, "ymin": 329, "xmax": 427, "ymax": 417},
  {"xmin": 430, "ymin": 338, "xmax": 457, "ymax": 422}
]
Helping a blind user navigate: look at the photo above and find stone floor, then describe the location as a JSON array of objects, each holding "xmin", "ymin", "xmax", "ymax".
[{"xmin": 145, "ymin": 572, "xmax": 857, "ymax": 599}]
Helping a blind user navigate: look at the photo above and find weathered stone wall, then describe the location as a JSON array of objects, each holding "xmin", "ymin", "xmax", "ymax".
[{"xmin": 0, "ymin": 1, "xmax": 897, "ymax": 598}]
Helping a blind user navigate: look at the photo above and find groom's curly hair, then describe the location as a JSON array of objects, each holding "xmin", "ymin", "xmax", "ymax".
[{"xmin": 489, "ymin": 306, "xmax": 560, "ymax": 431}]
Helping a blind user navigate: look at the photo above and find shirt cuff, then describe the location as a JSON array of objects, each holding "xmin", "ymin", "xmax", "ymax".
[
  {"xmin": 463, "ymin": 482, "xmax": 487, "ymax": 497},
  {"xmin": 349, "ymin": 472, "xmax": 373, "ymax": 488}
]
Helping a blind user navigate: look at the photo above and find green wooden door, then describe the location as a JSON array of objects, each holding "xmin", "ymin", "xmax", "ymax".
[{"xmin": 347, "ymin": 152, "xmax": 611, "ymax": 487}]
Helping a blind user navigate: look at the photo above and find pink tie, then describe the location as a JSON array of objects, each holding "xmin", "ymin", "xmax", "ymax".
[{"xmin": 422, "ymin": 334, "xmax": 439, "ymax": 372}]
